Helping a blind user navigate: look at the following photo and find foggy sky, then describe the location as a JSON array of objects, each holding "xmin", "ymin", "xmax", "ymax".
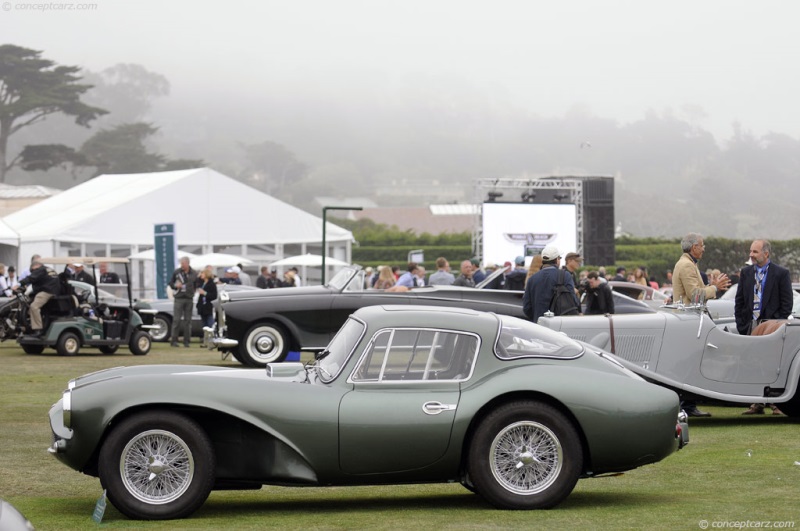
[{"xmin": 4, "ymin": 0, "xmax": 800, "ymax": 142}]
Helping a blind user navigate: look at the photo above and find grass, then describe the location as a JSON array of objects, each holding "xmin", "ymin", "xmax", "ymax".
[{"xmin": 1, "ymin": 341, "xmax": 800, "ymax": 530}]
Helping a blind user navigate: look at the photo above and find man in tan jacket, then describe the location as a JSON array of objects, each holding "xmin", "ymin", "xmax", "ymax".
[
  {"xmin": 672, "ymin": 232, "xmax": 730, "ymax": 305},
  {"xmin": 672, "ymin": 232, "xmax": 730, "ymax": 417}
]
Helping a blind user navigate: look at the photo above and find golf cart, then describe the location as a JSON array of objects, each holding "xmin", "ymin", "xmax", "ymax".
[{"xmin": 11, "ymin": 257, "xmax": 157, "ymax": 356}]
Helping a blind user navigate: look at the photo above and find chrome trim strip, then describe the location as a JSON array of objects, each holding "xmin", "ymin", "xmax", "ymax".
[{"xmin": 63, "ymin": 389, "xmax": 72, "ymax": 429}]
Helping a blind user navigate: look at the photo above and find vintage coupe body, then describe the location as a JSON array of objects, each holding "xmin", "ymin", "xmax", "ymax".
[
  {"xmin": 209, "ymin": 265, "xmax": 652, "ymax": 367},
  {"xmin": 539, "ymin": 305, "xmax": 800, "ymax": 416},
  {"xmin": 49, "ymin": 306, "xmax": 685, "ymax": 520}
]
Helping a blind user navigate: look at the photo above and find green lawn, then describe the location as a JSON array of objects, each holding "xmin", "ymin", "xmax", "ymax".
[{"xmin": 1, "ymin": 341, "xmax": 799, "ymax": 530}]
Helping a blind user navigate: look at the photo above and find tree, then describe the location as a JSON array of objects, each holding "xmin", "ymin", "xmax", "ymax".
[
  {"xmin": 79, "ymin": 122, "xmax": 204, "ymax": 176},
  {"xmin": 238, "ymin": 141, "xmax": 308, "ymax": 196},
  {"xmin": 0, "ymin": 44, "xmax": 107, "ymax": 182},
  {"xmin": 82, "ymin": 63, "xmax": 170, "ymax": 124}
]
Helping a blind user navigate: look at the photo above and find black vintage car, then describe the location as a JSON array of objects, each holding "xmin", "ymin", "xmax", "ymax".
[{"xmin": 208, "ymin": 266, "xmax": 652, "ymax": 367}]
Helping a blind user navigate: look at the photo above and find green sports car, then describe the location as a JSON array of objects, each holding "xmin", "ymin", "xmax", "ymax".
[{"xmin": 48, "ymin": 305, "xmax": 687, "ymax": 520}]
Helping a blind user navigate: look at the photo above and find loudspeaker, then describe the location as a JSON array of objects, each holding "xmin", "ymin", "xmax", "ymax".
[{"xmin": 582, "ymin": 178, "xmax": 615, "ymax": 266}]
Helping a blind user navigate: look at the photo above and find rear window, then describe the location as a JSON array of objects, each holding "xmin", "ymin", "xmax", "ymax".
[{"xmin": 495, "ymin": 315, "xmax": 583, "ymax": 360}]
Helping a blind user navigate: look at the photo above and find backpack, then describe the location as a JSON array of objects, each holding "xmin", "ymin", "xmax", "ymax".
[{"xmin": 549, "ymin": 269, "xmax": 579, "ymax": 316}]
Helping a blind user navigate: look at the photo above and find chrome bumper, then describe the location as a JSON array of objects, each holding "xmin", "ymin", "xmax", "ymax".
[
  {"xmin": 677, "ymin": 410, "xmax": 689, "ymax": 449},
  {"xmin": 203, "ymin": 326, "xmax": 239, "ymax": 350}
]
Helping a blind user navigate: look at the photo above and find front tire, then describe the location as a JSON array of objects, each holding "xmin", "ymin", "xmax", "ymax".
[
  {"xmin": 130, "ymin": 330, "xmax": 151, "ymax": 355},
  {"xmin": 98, "ymin": 410, "xmax": 215, "ymax": 520},
  {"xmin": 238, "ymin": 322, "xmax": 290, "ymax": 367},
  {"xmin": 56, "ymin": 331, "xmax": 81, "ymax": 356},
  {"xmin": 149, "ymin": 315, "xmax": 172, "ymax": 342},
  {"xmin": 467, "ymin": 400, "xmax": 582, "ymax": 510}
]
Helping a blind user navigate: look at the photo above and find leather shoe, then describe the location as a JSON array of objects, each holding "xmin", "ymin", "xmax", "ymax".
[
  {"xmin": 170, "ymin": 343, "xmax": 179, "ymax": 348},
  {"xmin": 684, "ymin": 407, "xmax": 712, "ymax": 417},
  {"xmin": 26, "ymin": 330, "xmax": 43, "ymax": 338},
  {"xmin": 770, "ymin": 405, "xmax": 783, "ymax": 415},
  {"xmin": 742, "ymin": 404, "xmax": 765, "ymax": 415}
]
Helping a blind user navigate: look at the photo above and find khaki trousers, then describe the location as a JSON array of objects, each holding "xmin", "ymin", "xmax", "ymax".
[{"xmin": 30, "ymin": 292, "xmax": 54, "ymax": 330}]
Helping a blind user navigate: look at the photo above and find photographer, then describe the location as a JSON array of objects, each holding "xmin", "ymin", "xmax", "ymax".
[{"xmin": 584, "ymin": 271, "xmax": 614, "ymax": 315}]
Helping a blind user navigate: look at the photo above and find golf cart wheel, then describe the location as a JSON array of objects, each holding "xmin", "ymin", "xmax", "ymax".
[
  {"xmin": 130, "ymin": 330, "xmax": 151, "ymax": 356},
  {"xmin": 21, "ymin": 344, "xmax": 45, "ymax": 354},
  {"xmin": 99, "ymin": 345, "xmax": 119, "ymax": 355},
  {"xmin": 56, "ymin": 331, "xmax": 81, "ymax": 356}
]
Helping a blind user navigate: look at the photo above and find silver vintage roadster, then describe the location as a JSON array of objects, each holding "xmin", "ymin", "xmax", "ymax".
[{"xmin": 539, "ymin": 303, "xmax": 800, "ymax": 417}]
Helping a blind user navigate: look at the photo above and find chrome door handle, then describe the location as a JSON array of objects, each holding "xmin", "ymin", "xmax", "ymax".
[
  {"xmin": 706, "ymin": 343, "xmax": 718, "ymax": 349},
  {"xmin": 422, "ymin": 401, "xmax": 457, "ymax": 415}
]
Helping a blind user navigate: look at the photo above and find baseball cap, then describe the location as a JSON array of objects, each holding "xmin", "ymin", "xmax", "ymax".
[
  {"xmin": 230, "ymin": 266, "xmax": 241, "ymax": 274},
  {"xmin": 514, "ymin": 256, "xmax": 525, "ymax": 266},
  {"xmin": 470, "ymin": 257, "xmax": 481, "ymax": 267},
  {"xmin": 541, "ymin": 245, "xmax": 561, "ymax": 261},
  {"xmin": 564, "ymin": 252, "xmax": 582, "ymax": 262}
]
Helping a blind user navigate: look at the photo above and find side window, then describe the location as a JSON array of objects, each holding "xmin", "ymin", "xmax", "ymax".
[{"xmin": 353, "ymin": 328, "xmax": 478, "ymax": 382}]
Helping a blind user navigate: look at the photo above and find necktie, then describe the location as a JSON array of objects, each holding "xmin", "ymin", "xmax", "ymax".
[{"xmin": 753, "ymin": 268, "xmax": 765, "ymax": 321}]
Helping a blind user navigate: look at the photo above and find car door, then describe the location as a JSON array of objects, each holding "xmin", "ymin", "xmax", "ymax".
[{"xmin": 338, "ymin": 328, "xmax": 478, "ymax": 475}]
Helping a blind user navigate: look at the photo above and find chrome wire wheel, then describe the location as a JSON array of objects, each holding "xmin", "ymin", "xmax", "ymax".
[
  {"xmin": 489, "ymin": 421, "xmax": 563, "ymax": 495},
  {"xmin": 120, "ymin": 429, "xmax": 194, "ymax": 505}
]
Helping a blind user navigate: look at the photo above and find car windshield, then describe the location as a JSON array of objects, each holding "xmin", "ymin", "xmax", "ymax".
[
  {"xmin": 327, "ymin": 268, "xmax": 360, "ymax": 291},
  {"xmin": 71, "ymin": 281, "xmax": 119, "ymax": 303},
  {"xmin": 495, "ymin": 315, "xmax": 583, "ymax": 359},
  {"xmin": 318, "ymin": 317, "xmax": 366, "ymax": 382}
]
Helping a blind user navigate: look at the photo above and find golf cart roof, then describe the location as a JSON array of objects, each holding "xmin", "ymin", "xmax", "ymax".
[{"xmin": 38, "ymin": 257, "xmax": 130, "ymax": 265}]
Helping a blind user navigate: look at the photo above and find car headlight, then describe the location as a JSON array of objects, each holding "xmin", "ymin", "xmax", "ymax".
[{"xmin": 62, "ymin": 388, "xmax": 72, "ymax": 429}]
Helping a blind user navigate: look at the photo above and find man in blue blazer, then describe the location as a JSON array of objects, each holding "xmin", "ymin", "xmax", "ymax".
[{"xmin": 734, "ymin": 239, "xmax": 793, "ymax": 336}]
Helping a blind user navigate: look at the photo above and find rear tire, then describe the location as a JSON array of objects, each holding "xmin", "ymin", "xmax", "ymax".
[
  {"xmin": 467, "ymin": 400, "xmax": 582, "ymax": 510},
  {"xmin": 56, "ymin": 331, "xmax": 81, "ymax": 356},
  {"xmin": 130, "ymin": 330, "xmax": 151, "ymax": 355},
  {"xmin": 98, "ymin": 410, "xmax": 215, "ymax": 520}
]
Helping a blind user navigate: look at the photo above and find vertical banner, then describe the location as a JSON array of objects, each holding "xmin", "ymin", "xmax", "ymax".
[{"xmin": 154, "ymin": 224, "xmax": 177, "ymax": 299}]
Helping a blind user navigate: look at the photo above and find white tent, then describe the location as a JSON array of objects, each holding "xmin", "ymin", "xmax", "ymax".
[
  {"xmin": 0, "ymin": 219, "xmax": 18, "ymax": 246},
  {"xmin": 190, "ymin": 253, "xmax": 254, "ymax": 268},
  {"xmin": 0, "ymin": 219, "xmax": 19, "ymax": 267},
  {"xmin": 4, "ymin": 168, "xmax": 353, "ymax": 297},
  {"xmin": 4, "ymin": 168, "xmax": 352, "ymax": 249},
  {"xmin": 270, "ymin": 253, "xmax": 349, "ymax": 267},
  {"xmin": 128, "ymin": 249, "xmax": 198, "ymax": 261}
]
